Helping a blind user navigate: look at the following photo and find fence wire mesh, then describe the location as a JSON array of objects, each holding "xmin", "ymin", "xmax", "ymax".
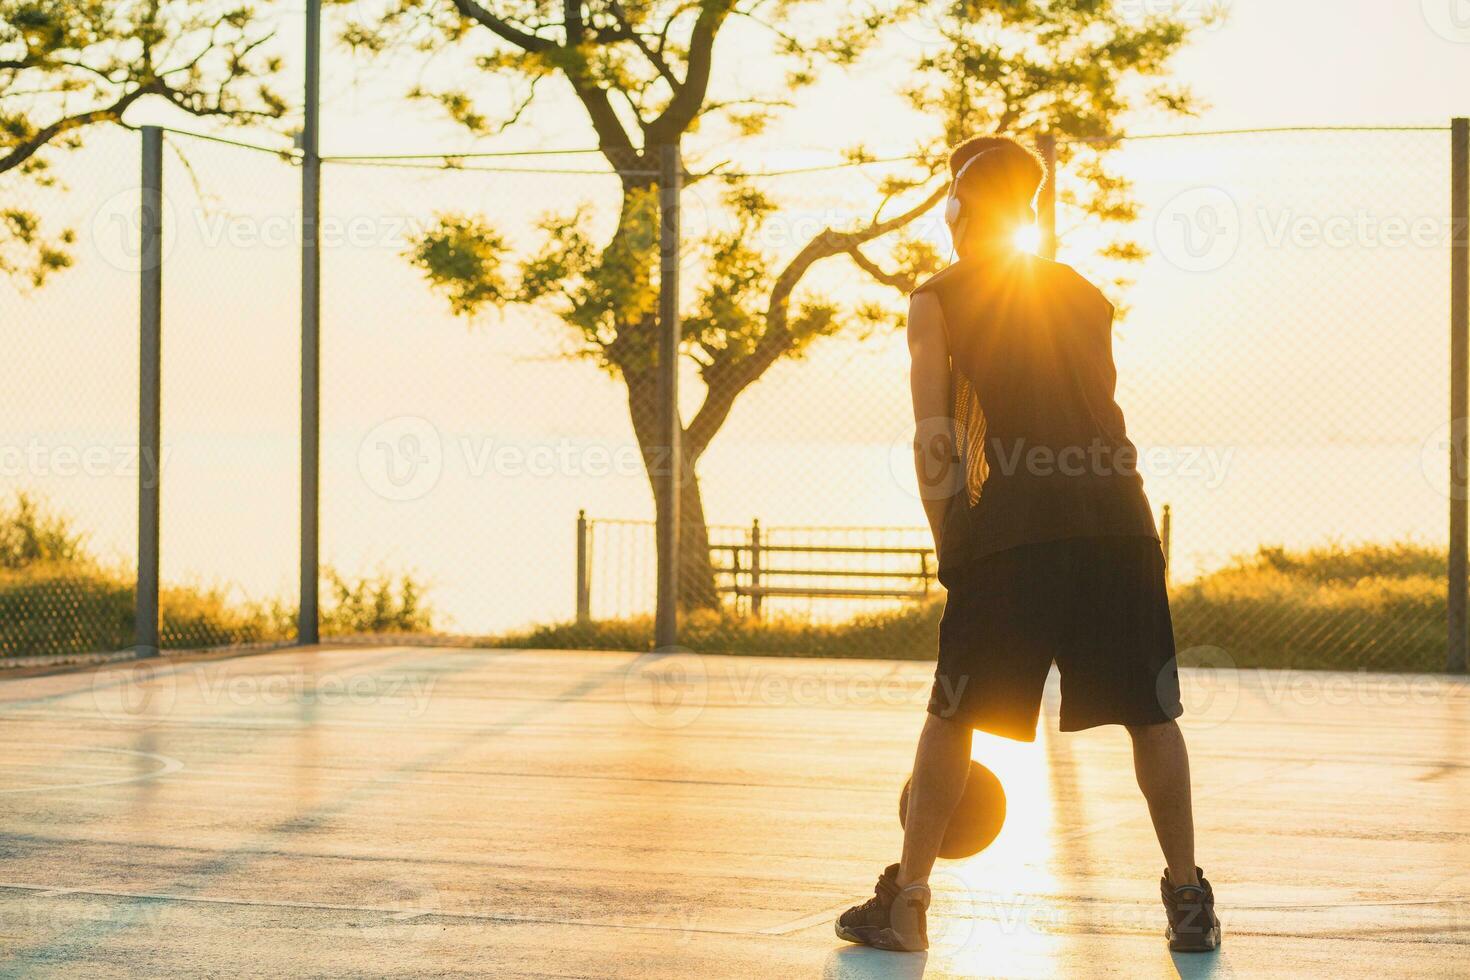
[
  {"xmin": 156, "ymin": 132, "xmax": 300, "ymax": 649},
  {"xmin": 1082, "ymin": 130, "xmax": 1450, "ymax": 670},
  {"xmin": 2, "ymin": 127, "xmax": 141, "ymax": 658},
  {"xmin": 0, "ymin": 125, "xmax": 1461, "ymax": 670}
]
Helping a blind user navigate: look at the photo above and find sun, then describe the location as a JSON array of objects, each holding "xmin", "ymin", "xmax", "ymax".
[{"xmin": 1011, "ymin": 224, "xmax": 1042, "ymax": 254}]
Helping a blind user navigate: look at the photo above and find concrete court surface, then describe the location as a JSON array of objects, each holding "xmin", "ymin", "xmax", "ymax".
[{"xmin": 0, "ymin": 646, "xmax": 1467, "ymax": 978}]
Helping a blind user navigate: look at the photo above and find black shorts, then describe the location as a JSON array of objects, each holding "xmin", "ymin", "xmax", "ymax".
[{"xmin": 928, "ymin": 536, "xmax": 1182, "ymax": 741}]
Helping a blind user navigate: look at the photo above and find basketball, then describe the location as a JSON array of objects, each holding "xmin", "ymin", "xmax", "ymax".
[{"xmin": 898, "ymin": 760, "xmax": 1007, "ymax": 859}]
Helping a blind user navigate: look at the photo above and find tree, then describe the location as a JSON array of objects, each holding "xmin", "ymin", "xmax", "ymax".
[
  {"xmin": 354, "ymin": 0, "xmax": 1206, "ymax": 609},
  {"xmin": 1, "ymin": 0, "xmax": 287, "ymax": 285},
  {"xmin": 905, "ymin": 0, "xmax": 1217, "ymax": 298}
]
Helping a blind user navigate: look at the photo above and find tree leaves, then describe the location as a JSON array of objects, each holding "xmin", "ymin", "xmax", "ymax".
[
  {"xmin": 1, "ymin": 0, "xmax": 288, "ymax": 283},
  {"xmin": 408, "ymin": 212, "xmax": 514, "ymax": 317}
]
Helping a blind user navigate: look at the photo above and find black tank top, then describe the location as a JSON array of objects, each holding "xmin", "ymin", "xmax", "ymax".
[{"xmin": 913, "ymin": 253, "xmax": 1159, "ymax": 580}]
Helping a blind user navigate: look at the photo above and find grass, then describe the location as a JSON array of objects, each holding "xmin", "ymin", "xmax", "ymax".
[
  {"xmin": 488, "ymin": 603, "xmax": 943, "ymax": 661},
  {"xmin": 0, "ymin": 494, "xmax": 434, "ymax": 658},
  {"xmin": 1170, "ymin": 542, "xmax": 1445, "ymax": 672},
  {"xmin": 1, "ymin": 492, "xmax": 1454, "ymax": 672},
  {"xmin": 490, "ymin": 541, "xmax": 1454, "ymax": 673}
]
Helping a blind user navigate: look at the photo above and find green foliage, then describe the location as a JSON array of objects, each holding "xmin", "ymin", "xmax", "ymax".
[
  {"xmin": 493, "ymin": 541, "xmax": 1452, "ymax": 674},
  {"xmin": 487, "ymin": 603, "xmax": 945, "ymax": 661},
  {"xmin": 518, "ymin": 189, "xmax": 663, "ymax": 369},
  {"xmin": 1, "ymin": 0, "xmax": 287, "ymax": 284},
  {"xmin": 408, "ymin": 213, "xmax": 513, "ymax": 316},
  {"xmin": 0, "ymin": 206, "xmax": 73, "ymax": 286},
  {"xmin": 1171, "ymin": 544, "xmax": 1445, "ymax": 672},
  {"xmin": 0, "ymin": 491, "xmax": 86, "ymax": 569},
  {"xmin": 320, "ymin": 567, "xmax": 435, "ymax": 636},
  {"xmin": 391, "ymin": 0, "xmax": 1206, "ymax": 404},
  {"xmin": 0, "ymin": 561, "xmax": 135, "ymax": 656},
  {"xmin": 903, "ymin": 0, "xmax": 1213, "ymax": 282},
  {"xmin": 1238, "ymin": 541, "xmax": 1446, "ymax": 584},
  {"xmin": 380, "ymin": 1, "xmax": 1206, "ymax": 606},
  {"xmin": 0, "ymin": 494, "xmax": 436, "ymax": 657}
]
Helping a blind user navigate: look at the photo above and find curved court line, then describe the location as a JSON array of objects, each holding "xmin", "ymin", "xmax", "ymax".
[{"xmin": 0, "ymin": 746, "xmax": 184, "ymax": 795}]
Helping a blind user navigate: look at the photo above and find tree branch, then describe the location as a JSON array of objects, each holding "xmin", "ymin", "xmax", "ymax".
[
  {"xmin": 846, "ymin": 246, "xmax": 914, "ymax": 293},
  {"xmin": 564, "ymin": 0, "xmax": 584, "ymax": 43},
  {"xmin": 646, "ymin": 0, "xmax": 732, "ymax": 145},
  {"xmin": 0, "ymin": 85, "xmax": 153, "ymax": 174},
  {"xmin": 449, "ymin": 0, "xmax": 554, "ymax": 52},
  {"xmin": 683, "ymin": 179, "xmax": 948, "ymax": 457},
  {"xmin": 607, "ymin": 0, "xmax": 680, "ymax": 89}
]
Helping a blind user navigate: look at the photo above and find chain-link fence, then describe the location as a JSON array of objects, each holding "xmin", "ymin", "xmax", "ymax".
[
  {"xmin": 2, "ymin": 127, "xmax": 141, "ymax": 659},
  {"xmin": 1061, "ymin": 128, "xmax": 1453, "ymax": 671},
  {"xmin": 1, "ymin": 123, "xmax": 1464, "ymax": 670}
]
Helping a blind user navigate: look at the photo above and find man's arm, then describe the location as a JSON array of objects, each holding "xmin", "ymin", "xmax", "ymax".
[{"xmin": 907, "ymin": 291, "xmax": 958, "ymax": 557}]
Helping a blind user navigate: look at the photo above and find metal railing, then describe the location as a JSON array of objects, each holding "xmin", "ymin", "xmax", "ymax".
[
  {"xmin": 578, "ymin": 507, "xmax": 1173, "ymax": 622},
  {"xmin": 712, "ymin": 519, "xmax": 935, "ymax": 617}
]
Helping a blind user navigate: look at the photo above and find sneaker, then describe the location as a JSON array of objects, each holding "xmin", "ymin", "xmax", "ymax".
[
  {"xmin": 1161, "ymin": 867, "xmax": 1221, "ymax": 952},
  {"xmin": 835, "ymin": 863, "xmax": 930, "ymax": 952}
]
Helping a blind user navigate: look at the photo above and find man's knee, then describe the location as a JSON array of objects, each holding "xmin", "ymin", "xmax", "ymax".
[{"xmin": 1126, "ymin": 719, "xmax": 1179, "ymax": 740}]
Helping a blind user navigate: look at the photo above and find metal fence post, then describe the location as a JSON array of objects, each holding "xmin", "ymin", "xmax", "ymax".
[
  {"xmin": 749, "ymin": 519, "xmax": 762, "ymax": 620},
  {"xmin": 135, "ymin": 125, "xmax": 163, "ymax": 658},
  {"xmin": 1450, "ymin": 117, "xmax": 1469, "ymax": 674},
  {"xmin": 576, "ymin": 510, "xmax": 591, "ymax": 624},
  {"xmin": 299, "ymin": 0, "xmax": 322, "ymax": 645},
  {"xmin": 654, "ymin": 143, "xmax": 682, "ymax": 650},
  {"xmin": 1037, "ymin": 132, "xmax": 1058, "ymax": 261}
]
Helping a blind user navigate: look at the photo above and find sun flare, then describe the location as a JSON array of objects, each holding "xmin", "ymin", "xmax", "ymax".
[{"xmin": 1012, "ymin": 224, "xmax": 1042, "ymax": 254}]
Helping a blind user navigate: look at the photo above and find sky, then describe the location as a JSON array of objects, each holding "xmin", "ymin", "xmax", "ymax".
[{"xmin": 1171, "ymin": 0, "xmax": 1470, "ymax": 129}]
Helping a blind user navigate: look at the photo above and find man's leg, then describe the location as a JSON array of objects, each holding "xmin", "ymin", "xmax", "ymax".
[
  {"xmin": 1127, "ymin": 720, "xmax": 1198, "ymax": 887},
  {"xmin": 897, "ymin": 712, "xmax": 974, "ymax": 887}
]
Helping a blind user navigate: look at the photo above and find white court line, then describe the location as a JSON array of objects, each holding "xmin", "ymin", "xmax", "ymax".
[{"xmin": 0, "ymin": 747, "xmax": 183, "ymax": 795}]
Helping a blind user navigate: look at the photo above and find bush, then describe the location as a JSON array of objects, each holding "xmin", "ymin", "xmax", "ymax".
[
  {"xmin": 1170, "ymin": 542, "xmax": 1445, "ymax": 672},
  {"xmin": 493, "ymin": 541, "xmax": 1454, "ymax": 673},
  {"xmin": 0, "ymin": 561, "xmax": 134, "ymax": 656},
  {"xmin": 0, "ymin": 493, "xmax": 435, "ymax": 657},
  {"xmin": 488, "ymin": 602, "xmax": 943, "ymax": 660},
  {"xmin": 0, "ymin": 493, "xmax": 87, "ymax": 570},
  {"xmin": 321, "ymin": 568, "xmax": 434, "ymax": 636}
]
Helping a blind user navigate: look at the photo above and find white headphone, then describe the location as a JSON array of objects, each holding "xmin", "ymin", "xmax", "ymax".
[{"xmin": 944, "ymin": 148, "xmax": 997, "ymax": 229}]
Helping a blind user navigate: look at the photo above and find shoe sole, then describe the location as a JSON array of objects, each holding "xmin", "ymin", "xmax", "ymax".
[
  {"xmin": 1168, "ymin": 924, "xmax": 1222, "ymax": 953},
  {"xmin": 834, "ymin": 921, "xmax": 926, "ymax": 952}
]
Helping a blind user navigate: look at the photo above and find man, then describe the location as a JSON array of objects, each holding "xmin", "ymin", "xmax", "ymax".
[{"xmin": 835, "ymin": 136, "xmax": 1220, "ymax": 954}]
